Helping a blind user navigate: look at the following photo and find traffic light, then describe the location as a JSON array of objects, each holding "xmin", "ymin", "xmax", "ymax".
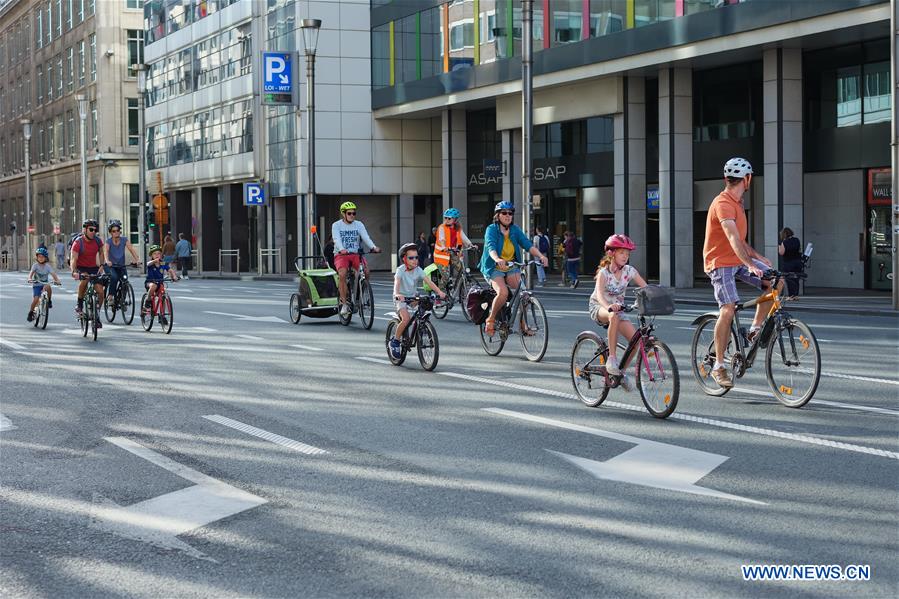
[{"xmin": 148, "ymin": 209, "xmax": 157, "ymax": 230}]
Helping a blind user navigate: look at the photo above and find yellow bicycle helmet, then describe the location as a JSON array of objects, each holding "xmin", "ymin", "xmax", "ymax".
[{"xmin": 339, "ymin": 201, "xmax": 357, "ymax": 213}]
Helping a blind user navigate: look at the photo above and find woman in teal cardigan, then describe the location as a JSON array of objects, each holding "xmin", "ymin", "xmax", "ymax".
[{"xmin": 479, "ymin": 201, "xmax": 549, "ymax": 336}]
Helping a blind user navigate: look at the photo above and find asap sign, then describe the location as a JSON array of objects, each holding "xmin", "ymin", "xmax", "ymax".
[{"xmin": 469, "ymin": 165, "xmax": 567, "ymax": 186}]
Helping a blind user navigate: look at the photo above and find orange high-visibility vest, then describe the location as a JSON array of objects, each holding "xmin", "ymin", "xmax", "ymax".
[{"xmin": 433, "ymin": 223, "xmax": 461, "ymax": 266}]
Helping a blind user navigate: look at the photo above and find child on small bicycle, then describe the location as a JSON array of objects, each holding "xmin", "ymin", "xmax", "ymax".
[
  {"xmin": 144, "ymin": 244, "xmax": 179, "ymax": 310},
  {"xmin": 390, "ymin": 243, "xmax": 445, "ymax": 359},
  {"xmin": 27, "ymin": 247, "xmax": 61, "ymax": 321},
  {"xmin": 588, "ymin": 234, "xmax": 648, "ymax": 385}
]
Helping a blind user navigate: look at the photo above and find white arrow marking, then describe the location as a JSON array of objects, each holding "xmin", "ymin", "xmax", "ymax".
[
  {"xmin": 203, "ymin": 310, "xmax": 287, "ymax": 323},
  {"xmin": 0, "ymin": 413, "xmax": 17, "ymax": 432},
  {"xmin": 484, "ymin": 408, "xmax": 765, "ymax": 505},
  {"xmin": 278, "ymin": 74, "xmax": 289, "ymax": 84},
  {"xmin": 91, "ymin": 437, "xmax": 267, "ymax": 561},
  {"xmin": 203, "ymin": 415, "xmax": 328, "ymax": 455},
  {"xmin": 0, "ymin": 338, "xmax": 26, "ymax": 351}
]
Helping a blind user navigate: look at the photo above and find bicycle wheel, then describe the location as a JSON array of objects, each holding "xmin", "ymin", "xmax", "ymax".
[
  {"xmin": 637, "ymin": 339, "xmax": 679, "ymax": 419},
  {"xmin": 570, "ymin": 332, "xmax": 611, "ymax": 407},
  {"xmin": 39, "ymin": 295, "xmax": 49, "ymax": 330},
  {"xmin": 432, "ymin": 285, "xmax": 450, "ymax": 320},
  {"xmin": 289, "ymin": 293, "xmax": 302, "ymax": 324},
  {"xmin": 691, "ymin": 315, "xmax": 737, "ymax": 397},
  {"xmin": 385, "ymin": 320, "xmax": 406, "ymax": 366},
  {"xmin": 32, "ymin": 300, "xmax": 41, "ymax": 328},
  {"xmin": 140, "ymin": 293, "xmax": 153, "ymax": 331},
  {"xmin": 160, "ymin": 294, "xmax": 174, "ymax": 334},
  {"xmin": 358, "ymin": 279, "xmax": 375, "ymax": 330},
  {"xmin": 104, "ymin": 290, "xmax": 117, "ymax": 323},
  {"xmin": 765, "ymin": 317, "xmax": 820, "ymax": 408},
  {"xmin": 80, "ymin": 302, "xmax": 89, "ymax": 337},
  {"xmin": 479, "ymin": 320, "xmax": 506, "ymax": 356},
  {"xmin": 459, "ymin": 279, "xmax": 474, "ymax": 322},
  {"xmin": 87, "ymin": 296, "xmax": 98, "ymax": 341},
  {"xmin": 519, "ymin": 295, "xmax": 549, "ymax": 362},
  {"xmin": 417, "ymin": 320, "xmax": 440, "ymax": 371},
  {"xmin": 122, "ymin": 283, "xmax": 136, "ymax": 325}
]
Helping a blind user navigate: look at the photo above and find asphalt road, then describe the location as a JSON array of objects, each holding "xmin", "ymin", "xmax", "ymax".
[{"xmin": 1, "ymin": 270, "xmax": 897, "ymax": 598}]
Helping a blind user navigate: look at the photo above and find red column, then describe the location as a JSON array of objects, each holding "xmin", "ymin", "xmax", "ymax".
[
  {"xmin": 676, "ymin": 0, "xmax": 685, "ymax": 17},
  {"xmin": 582, "ymin": 0, "xmax": 590, "ymax": 39},
  {"xmin": 543, "ymin": 0, "xmax": 550, "ymax": 49}
]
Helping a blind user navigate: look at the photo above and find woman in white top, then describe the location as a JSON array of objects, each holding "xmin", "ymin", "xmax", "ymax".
[{"xmin": 588, "ymin": 234, "xmax": 647, "ymax": 377}]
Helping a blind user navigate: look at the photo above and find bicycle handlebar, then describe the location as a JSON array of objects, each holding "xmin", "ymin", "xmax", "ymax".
[
  {"xmin": 762, "ymin": 269, "xmax": 807, "ymax": 281},
  {"xmin": 26, "ymin": 280, "xmax": 62, "ymax": 286}
]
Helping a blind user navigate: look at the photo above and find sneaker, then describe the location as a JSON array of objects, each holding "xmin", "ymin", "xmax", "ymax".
[
  {"xmin": 159, "ymin": 316, "xmax": 168, "ymax": 327},
  {"xmin": 606, "ymin": 357, "xmax": 621, "ymax": 376},
  {"xmin": 48, "ymin": 300, "xmax": 53, "ymax": 309},
  {"xmin": 746, "ymin": 328, "xmax": 760, "ymax": 344},
  {"xmin": 96, "ymin": 319, "xmax": 103, "ymax": 329},
  {"xmin": 183, "ymin": 275, "xmax": 190, "ymax": 280},
  {"xmin": 711, "ymin": 366, "xmax": 734, "ymax": 388},
  {"xmin": 75, "ymin": 306, "xmax": 84, "ymax": 317},
  {"xmin": 26, "ymin": 311, "xmax": 34, "ymax": 322},
  {"xmin": 389, "ymin": 338, "xmax": 403, "ymax": 359},
  {"xmin": 619, "ymin": 374, "xmax": 635, "ymax": 393},
  {"xmin": 339, "ymin": 303, "xmax": 351, "ymax": 317},
  {"xmin": 572, "ymin": 279, "xmax": 580, "ymax": 289}
]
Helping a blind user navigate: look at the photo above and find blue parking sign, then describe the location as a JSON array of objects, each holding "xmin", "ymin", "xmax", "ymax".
[
  {"xmin": 263, "ymin": 52, "xmax": 292, "ymax": 93},
  {"xmin": 244, "ymin": 183, "xmax": 266, "ymax": 206}
]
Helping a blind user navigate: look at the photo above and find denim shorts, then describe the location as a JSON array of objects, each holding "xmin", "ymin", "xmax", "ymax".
[
  {"xmin": 486, "ymin": 266, "xmax": 521, "ymax": 280},
  {"xmin": 708, "ymin": 258, "xmax": 767, "ymax": 307},
  {"xmin": 32, "ymin": 284, "xmax": 46, "ymax": 297}
]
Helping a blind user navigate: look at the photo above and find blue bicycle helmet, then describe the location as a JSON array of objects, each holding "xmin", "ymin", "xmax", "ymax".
[
  {"xmin": 494, "ymin": 201, "xmax": 514, "ymax": 213},
  {"xmin": 443, "ymin": 208, "xmax": 461, "ymax": 219},
  {"xmin": 35, "ymin": 247, "xmax": 49, "ymax": 258}
]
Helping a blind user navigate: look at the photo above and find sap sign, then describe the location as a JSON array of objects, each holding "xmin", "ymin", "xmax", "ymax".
[
  {"xmin": 244, "ymin": 182, "xmax": 266, "ymax": 206},
  {"xmin": 533, "ymin": 165, "xmax": 566, "ymax": 181}
]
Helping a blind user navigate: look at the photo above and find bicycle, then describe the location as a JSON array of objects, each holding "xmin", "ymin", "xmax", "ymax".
[
  {"xmin": 26, "ymin": 280, "xmax": 61, "ymax": 330},
  {"xmin": 338, "ymin": 249, "xmax": 375, "ymax": 330},
  {"xmin": 690, "ymin": 270, "xmax": 820, "ymax": 408},
  {"xmin": 77, "ymin": 273, "xmax": 108, "ymax": 342},
  {"xmin": 140, "ymin": 279, "xmax": 175, "ymax": 334},
  {"xmin": 478, "ymin": 260, "xmax": 549, "ymax": 362},
  {"xmin": 104, "ymin": 263, "xmax": 138, "ymax": 325},
  {"xmin": 384, "ymin": 293, "xmax": 440, "ymax": 371},
  {"xmin": 432, "ymin": 247, "xmax": 479, "ymax": 321},
  {"xmin": 570, "ymin": 287, "xmax": 679, "ymax": 419}
]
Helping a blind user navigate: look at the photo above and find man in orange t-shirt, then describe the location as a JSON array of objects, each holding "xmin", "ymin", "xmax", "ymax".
[{"xmin": 702, "ymin": 157, "xmax": 772, "ymax": 389}]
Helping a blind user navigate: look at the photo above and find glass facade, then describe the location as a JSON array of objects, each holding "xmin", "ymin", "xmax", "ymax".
[
  {"xmin": 145, "ymin": 0, "xmax": 243, "ymax": 45},
  {"xmin": 146, "ymin": 100, "xmax": 253, "ymax": 169},
  {"xmin": 265, "ymin": 0, "xmax": 298, "ymax": 196},
  {"xmin": 372, "ymin": 0, "xmax": 753, "ymax": 90}
]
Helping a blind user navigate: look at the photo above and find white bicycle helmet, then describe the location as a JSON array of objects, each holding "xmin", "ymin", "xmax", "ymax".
[{"xmin": 723, "ymin": 157, "xmax": 753, "ymax": 178}]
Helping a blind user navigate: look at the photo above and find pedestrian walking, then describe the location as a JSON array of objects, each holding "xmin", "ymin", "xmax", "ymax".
[
  {"xmin": 416, "ymin": 232, "xmax": 431, "ymax": 266},
  {"xmin": 778, "ymin": 227, "xmax": 803, "ymax": 299},
  {"xmin": 54, "ymin": 237, "xmax": 66, "ymax": 268},
  {"xmin": 162, "ymin": 234, "xmax": 176, "ymax": 266},
  {"xmin": 428, "ymin": 227, "xmax": 437, "ymax": 263},
  {"xmin": 175, "ymin": 233, "xmax": 192, "ymax": 279},
  {"xmin": 532, "ymin": 227, "xmax": 550, "ymax": 286},
  {"xmin": 563, "ymin": 230, "xmax": 583, "ymax": 288}
]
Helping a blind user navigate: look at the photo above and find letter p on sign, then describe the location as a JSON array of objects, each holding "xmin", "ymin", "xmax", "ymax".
[{"xmin": 244, "ymin": 183, "xmax": 266, "ymax": 206}]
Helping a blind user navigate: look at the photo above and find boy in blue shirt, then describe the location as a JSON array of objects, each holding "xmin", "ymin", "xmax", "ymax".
[
  {"xmin": 143, "ymin": 244, "xmax": 179, "ymax": 317},
  {"xmin": 27, "ymin": 248, "xmax": 62, "ymax": 321}
]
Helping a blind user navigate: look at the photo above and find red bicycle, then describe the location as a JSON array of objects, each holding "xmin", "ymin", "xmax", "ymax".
[{"xmin": 140, "ymin": 280, "xmax": 174, "ymax": 333}]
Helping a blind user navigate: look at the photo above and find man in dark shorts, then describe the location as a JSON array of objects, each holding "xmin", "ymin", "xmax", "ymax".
[{"xmin": 70, "ymin": 218, "xmax": 106, "ymax": 327}]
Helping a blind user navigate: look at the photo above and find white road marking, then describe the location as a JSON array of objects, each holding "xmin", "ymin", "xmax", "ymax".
[
  {"xmin": 289, "ymin": 344, "xmax": 325, "ymax": 352},
  {"xmin": 675, "ymin": 326, "xmax": 834, "ymax": 342},
  {"xmin": 0, "ymin": 338, "xmax": 26, "ymax": 351},
  {"xmin": 178, "ymin": 297, "xmax": 283, "ymax": 305},
  {"xmin": 202, "ymin": 415, "xmax": 327, "ymax": 455},
  {"xmin": 726, "ymin": 387, "xmax": 899, "ymax": 416},
  {"xmin": 203, "ymin": 310, "xmax": 287, "ymax": 323},
  {"xmin": 93, "ymin": 436, "xmax": 267, "ymax": 561},
  {"xmin": 234, "ymin": 334, "xmax": 264, "ymax": 341},
  {"xmin": 355, "ymin": 356, "xmax": 392, "ymax": 366},
  {"xmin": 373, "ymin": 316, "xmax": 393, "ymax": 322},
  {"xmin": 179, "ymin": 327, "xmax": 217, "ymax": 332},
  {"xmin": 807, "ymin": 370, "xmax": 899, "ymax": 387},
  {"xmin": 484, "ymin": 408, "xmax": 762, "ymax": 504},
  {"xmin": 0, "ymin": 413, "xmax": 17, "ymax": 432},
  {"xmin": 438, "ymin": 372, "xmax": 899, "ymax": 461}
]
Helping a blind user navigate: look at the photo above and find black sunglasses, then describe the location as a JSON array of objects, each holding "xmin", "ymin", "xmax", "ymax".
[
  {"xmin": 110, "ymin": 228, "xmax": 121, "ymax": 233},
  {"xmin": 345, "ymin": 211, "xmax": 356, "ymax": 216},
  {"xmin": 86, "ymin": 227, "xmax": 97, "ymax": 232},
  {"xmin": 498, "ymin": 211, "xmax": 514, "ymax": 216},
  {"xmin": 405, "ymin": 255, "xmax": 419, "ymax": 259}
]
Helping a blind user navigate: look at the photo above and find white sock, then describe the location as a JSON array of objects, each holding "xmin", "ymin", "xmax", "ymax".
[
  {"xmin": 607, "ymin": 355, "xmax": 618, "ymax": 366},
  {"xmin": 713, "ymin": 361, "xmax": 724, "ymax": 370}
]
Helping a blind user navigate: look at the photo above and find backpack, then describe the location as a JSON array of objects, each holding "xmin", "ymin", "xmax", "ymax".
[
  {"xmin": 465, "ymin": 286, "xmax": 497, "ymax": 325},
  {"xmin": 538, "ymin": 234, "xmax": 550, "ymax": 254},
  {"xmin": 71, "ymin": 233, "xmax": 102, "ymax": 254}
]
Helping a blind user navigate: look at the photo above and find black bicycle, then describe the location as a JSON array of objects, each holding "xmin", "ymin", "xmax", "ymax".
[
  {"xmin": 27, "ymin": 280, "xmax": 61, "ymax": 330},
  {"xmin": 432, "ymin": 247, "xmax": 479, "ymax": 321},
  {"xmin": 385, "ymin": 294, "xmax": 440, "ymax": 371},
  {"xmin": 77, "ymin": 273, "xmax": 108, "ymax": 342},
  {"xmin": 479, "ymin": 260, "xmax": 549, "ymax": 362},
  {"xmin": 104, "ymin": 264, "xmax": 138, "ymax": 325},
  {"xmin": 339, "ymin": 249, "xmax": 376, "ymax": 330}
]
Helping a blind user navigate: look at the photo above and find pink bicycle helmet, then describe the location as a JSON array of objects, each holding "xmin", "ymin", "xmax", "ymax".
[{"xmin": 604, "ymin": 234, "xmax": 636, "ymax": 253}]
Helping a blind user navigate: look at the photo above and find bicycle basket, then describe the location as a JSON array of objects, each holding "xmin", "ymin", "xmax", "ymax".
[{"xmin": 635, "ymin": 285, "xmax": 675, "ymax": 316}]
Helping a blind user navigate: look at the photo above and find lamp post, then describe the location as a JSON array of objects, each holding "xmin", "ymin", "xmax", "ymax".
[
  {"xmin": 521, "ymin": 0, "xmax": 534, "ymax": 288},
  {"xmin": 301, "ymin": 18, "xmax": 321, "ymax": 260},
  {"xmin": 21, "ymin": 119, "xmax": 33, "ymax": 263},
  {"xmin": 135, "ymin": 64, "xmax": 148, "ymax": 268},
  {"xmin": 76, "ymin": 94, "xmax": 88, "ymax": 223}
]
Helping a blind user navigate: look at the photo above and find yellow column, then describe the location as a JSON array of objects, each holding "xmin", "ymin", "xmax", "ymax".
[
  {"xmin": 473, "ymin": 0, "xmax": 480, "ymax": 65},
  {"xmin": 389, "ymin": 21, "xmax": 395, "ymax": 85}
]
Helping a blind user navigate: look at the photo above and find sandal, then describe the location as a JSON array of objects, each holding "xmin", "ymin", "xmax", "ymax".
[{"xmin": 485, "ymin": 318, "xmax": 496, "ymax": 336}]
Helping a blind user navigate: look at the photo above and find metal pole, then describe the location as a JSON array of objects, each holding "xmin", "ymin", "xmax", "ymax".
[
  {"xmin": 522, "ymin": 0, "xmax": 534, "ymax": 288},
  {"xmin": 77, "ymin": 95, "xmax": 88, "ymax": 223},
  {"xmin": 136, "ymin": 65, "xmax": 147, "ymax": 272},
  {"xmin": 306, "ymin": 50, "xmax": 317, "ymax": 262},
  {"xmin": 22, "ymin": 120, "xmax": 33, "ymax": 261},
  {"xmin": 892, "ymin": 0, "xmax": 898, "ymax": 309}
]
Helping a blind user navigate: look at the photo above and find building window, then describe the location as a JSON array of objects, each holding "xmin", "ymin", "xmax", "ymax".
[
  {"xmin": 89, "ymin": 34, "xmax": 96, "ymax": 81},
  {"xmin": 56, "ymin": 54, "xmax": 63, "ymax": 96},
  {"xmin": 449, "ymin": 20, "xmax": 473, "ymax": 51},
  {"xmin": 36, "ymin": 9, "xmax": 43, "ymax": 49},
  {"xmin": 126, "ymin": 0, "xmax": 141, "ymax": 8},
  {"xmin": 48, "ymin": 118, "xmax": 55, "ymax": 160},
  {"xmin": 55, "ymin": 0, "xmax": 62, "ymax": 38},
  {"xmin": 90, "ymin": 100, "xmax": 97, "ymax": 147},
  {"xmin": 46, "ymin": 1, "xmax": 52, "ymax": 45},
  {"xmin": 127, "ymin": 98, "xmax": 139, "ymax": 145},
  {"xmin": 126, "ymin": 183, "xmax": 140, "ymax": 244},
  {"xmin": 589, "ymin": 0, "xmax": 626, "ymax": 38},
  {"xmin": 56, "ymin": 114, "xmax": 64, "ymax": 157},
  {"xmin": 46, "ymin": 59, "xmax": 54, "ymax": 101},
  {"xmin": 552, "ymin": 0, "xmax": 583, "ymax": 46},
  {"xmin": 863, "ymin": 61, "xmax": 890, "ymax": 125},
  {"xmin": 65, "ymin": 0, "xmax": 72, "ymax": 30},
  {"xmin": 77, "ymin": 40, "xmax": 85, "ymax": 87},
  {"xmin": 25, "ymin": 75, "xmax": 31, "ymax": 111},
  {"xmin": 76, "ymin": 0, "xmax": 83, "ymax": 24},
  {"xmin": 38, "ymin": 122, "xmax": 45, "ymax": 162},
  {"xmin": 67, "ymin": 110, "xmax": 75, "ymax": 154},
  {"xmin": 66, "ymin": 47, "xmax": 74, "ymax": 93},
  {"xmin": 127, "ymin": 29, "xmax": 144, "ymax": 77},
  {"xmin": 87, "ymin": 0, "xmax": 94, "ymax": 17},
  {"xmin": 36, "ymin": 65, "xmax": 43, "ymax": 104}
]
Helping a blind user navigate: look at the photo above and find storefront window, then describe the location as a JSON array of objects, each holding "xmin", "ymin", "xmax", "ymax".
[
  {"xmin": 836, "ymin": 66, "xmax": 861, "ymax": 127},
  {"xmin": 863, "ymin": 61, "xmax": 889, "ymax": 124},
  {"xmin": 589, "ymin": 0, "xmax": 625, "ymax": 37},
  {"xmin": 552, "ymin": 0, "xmax": 583, "ymax": 46}
]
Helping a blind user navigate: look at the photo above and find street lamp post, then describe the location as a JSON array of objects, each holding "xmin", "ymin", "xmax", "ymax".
[
  {"xmin": 76, "ymin": 94, "xmax": 88, "ymax": 224},
  {"xmin": 21, "ymin": 119, "xmax": 33, "ymax": 263},
  {"xmin": 135, "ymin": 64, "xmax": 148, "ymax": 268},
  {"xmin": 301, "ymin": 18, "xmax": 321, "ymax": 260},
  {"xmin": 521, "ymin": 0, "xmax": 534, "ymax": 288}
]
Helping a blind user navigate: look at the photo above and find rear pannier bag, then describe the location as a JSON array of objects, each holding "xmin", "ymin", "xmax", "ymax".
[
  {"xmin": 465, "ymin": 286, "xmax": 496, "ymax": 325},
  {"xmin": 634, "ymin": 285, "xmax": 676, "ymax": 316}
]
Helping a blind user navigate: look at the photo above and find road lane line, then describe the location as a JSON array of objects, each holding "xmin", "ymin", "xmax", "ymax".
[
  {"xmin": 0, "ymin": 338, "xmax": 26, "ymax": 351},
  {"xmin": 289, "ymin": 344, "xmax": 325, "ymax": 352},
  {"xmin": 805, "ymin": 370, "xmax": 899, "ymax": 386},
  {"xmin": 235, "ymin": 334, "xmax": 264, "ymax": 341},
  {"xmin": 726, "ymin": 387, "xmax": 899, "ymax": 416},
  {"xmin": 0, "ymin": 413, "xmax": 17, "ymax": 432},
  {"xmin": 356, "ymin": 356, "xmax": 392, "ymax": 366},
  {"xmin": 202, "ymin": 415, "xmax": 328, "ymax": 455},
  {"xmin": 437, "ymin": 372, "xmax": 899, "ymax": 461}
]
